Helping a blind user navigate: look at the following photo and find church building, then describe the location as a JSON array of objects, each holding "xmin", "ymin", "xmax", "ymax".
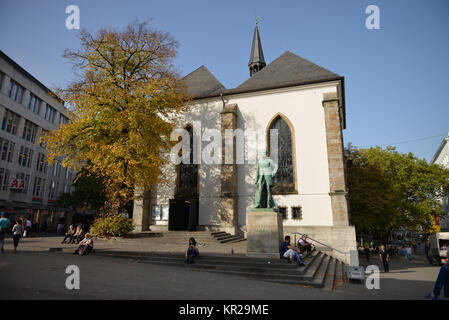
[{"xmin": 133, "ymin": 24, "xmax": 357, "ymax": 263}]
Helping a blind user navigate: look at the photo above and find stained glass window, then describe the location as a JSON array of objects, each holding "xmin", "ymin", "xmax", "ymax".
[{"xmin": 269, "ymin": 116, "xmax": 294, "ymax": 191}]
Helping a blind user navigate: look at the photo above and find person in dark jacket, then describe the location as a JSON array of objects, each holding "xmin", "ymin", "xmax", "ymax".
[{"xmin": 379, "ymin": 245, "xmax": 389, "ymax": 273}]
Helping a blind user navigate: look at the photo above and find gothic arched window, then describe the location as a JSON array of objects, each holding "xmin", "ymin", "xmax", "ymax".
[
  {"xmin": 177, "ymin": 125, "xmax": 198, "ymax": 197},
  {"xmin": 267, "ymin": 114, "xmax": 297, "ymax": 194}
]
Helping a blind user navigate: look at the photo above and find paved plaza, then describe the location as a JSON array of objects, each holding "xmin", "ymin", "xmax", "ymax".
[{"xmin": 0, "ymin": 234, "xmax": 445, "ymax": 300}]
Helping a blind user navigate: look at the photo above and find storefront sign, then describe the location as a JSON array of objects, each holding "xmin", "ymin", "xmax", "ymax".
[{"xmin": 10, "ymin": 179, "xmax": 25, "ymax": 190}]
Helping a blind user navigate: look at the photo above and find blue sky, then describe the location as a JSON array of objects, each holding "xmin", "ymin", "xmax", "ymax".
[{"xmin": 1, "ymin": 0, "xmax": 448, "ymax": 161}]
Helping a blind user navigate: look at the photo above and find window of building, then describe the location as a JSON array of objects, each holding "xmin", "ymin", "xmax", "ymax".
[
  {"xmin": 2, "ymin": 109, "xmax": 20, "ymax": 135},
  {"xmin": 0, "ymin": 139, "xmax": 15, "ymax": 162},
  {"xmin": 0, "ymin": 72, "xmax": 4, "ymax": 90},
  {"xmin": 291, "ymin": 206, "xmax": 303, "ymax": 220},
  {"xmin": 40, "ymin": 129, "xmax": 48, "ymax": 148},
  {"xmin": 0, "ymin": 168, "xmax": 10, "ymax": 191},
  {"xmin": 44, "ymin": 104, "xmax": 56, "ymax": 123},
  {"xmin": 48, "ymin": 180, "xmax": 57, "ymax": 199},
  {"xmin": 268, "ymin": 115, "xmax": 296, "ymax": 194},
  {"xmin": 58, "ymin": 114, "xmax": 69, "ymax": 125},
  {"xmin": 52, "ymin": 162, "xmax": 61, "ymax": 176},
  {"xmin": 22, "ymin": 120, "xmax": 39, "ymax": 143},
  {"xmin": 279, "ymin": 207, "xmax": 288, "ymax": 220},
  {"xmin": 36, "ymin": 153, "xmax": 47, "ymax": 173},
  {"xmin": 18, "ymin": 146, "xmax": 33, "ymax": 168},
  {"xmin": 32, "ymin": 176, "xmax": 46, "ymax": 197},
  {"xmin": 8, "ymin": 79, "xmax": 24, "ymax": 104},
  {"xmin": 28, "ymin": 93, "xmax": 42, "ymax": 114}
]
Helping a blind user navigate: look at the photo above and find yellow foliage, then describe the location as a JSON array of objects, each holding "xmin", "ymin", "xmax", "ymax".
[{"xmin": 42, "ymin": 20, "xmax": 189, "ymax": 211}]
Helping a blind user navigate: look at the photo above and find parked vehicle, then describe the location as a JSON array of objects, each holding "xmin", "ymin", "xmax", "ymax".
[{"xmin": 428, "ymin": 232, "xmax": 449, "ymax": 265}]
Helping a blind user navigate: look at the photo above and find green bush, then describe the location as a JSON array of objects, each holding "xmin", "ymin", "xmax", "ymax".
[{"xmin": 90, "ymin": 214, "xmax": 134, "ymax": 238}]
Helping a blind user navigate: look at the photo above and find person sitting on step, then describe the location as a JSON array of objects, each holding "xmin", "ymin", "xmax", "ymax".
[
  {"xmin": 298, "ymin": 235, "xmax": 313, "ymax": 257},
  {"xmin": 280, "ymin": 236, "xmax": 305, "ymax": 266},
  {"xmin": 73, "ymin": 233, "xmax": 94, "ymax": 256},
  {"xmin": 185, "ymin": 237, "xmax": 199, "ymax": 263},
  {"xmin": 61, "ymin": 224, "xmax": 75, "ymax": 244},
  {"xmin": 71, "ymin": 225, "xmax": 83, "ymax": 244}
]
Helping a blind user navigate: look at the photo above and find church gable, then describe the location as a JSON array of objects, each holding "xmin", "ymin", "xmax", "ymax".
[{"xmin": 182, "ymin": 65, "xmax": 226, "ymax": 99}]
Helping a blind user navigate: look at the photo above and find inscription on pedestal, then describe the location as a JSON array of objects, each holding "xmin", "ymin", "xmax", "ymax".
[{"xmin": 246, "ymin": 210, "xmax": 283, "ymax": 259}]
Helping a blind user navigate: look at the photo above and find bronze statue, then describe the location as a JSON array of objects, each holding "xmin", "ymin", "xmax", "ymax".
[{"xmin": 254, "ymin": 149, "xmax": 278, "ymax": 209}]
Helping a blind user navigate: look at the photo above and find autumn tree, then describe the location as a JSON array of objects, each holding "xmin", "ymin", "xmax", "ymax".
[
  {"xmin": 346, "ymin": 144, "xmax": 449, "ymax": 244},
  {"xmin": 44, "ymin": 20, "xmax": 188, "ymax": 214}
]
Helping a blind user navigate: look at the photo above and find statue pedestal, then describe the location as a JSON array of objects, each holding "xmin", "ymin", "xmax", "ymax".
[{"xmin": 246, "ymin": 209, "xmax": 283, "ymax": 259}]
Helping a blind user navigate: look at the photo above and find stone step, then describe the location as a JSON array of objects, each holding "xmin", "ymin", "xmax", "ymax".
[
  {"xmin": 321, "ymin": 258, "xmax": 336, "ymax": 291},
  {"xmin": 214, "ymin": 233, "xmax": 235, "ymax": 240},
  {"xmin": 211, "ymin": 231, "xmax": 227, "ymax": 236},
  {"xmin": 94, "ymin": 250, "xmax": 318, "ymax": 271},
  {"xmin": 333, "ymin": 260, "xmax": 345, "ymax": 291},
  {"xmin": 225, "ymin": 238, "xmax": 247, "ymax": 244},
  {"xmin": 300, "ymin": 252, "xmax": 325, "ymax": 281},
  {"xmin": 218, "ymin": 236, "xmax": 244, "ymax": 243},
  {"xmin": 92, "ymin": 250, "xmax": 325, "ymax": 286},
  {"xmin": 310, "ymin": 255, "xmax": 331, "ymax": 288}
]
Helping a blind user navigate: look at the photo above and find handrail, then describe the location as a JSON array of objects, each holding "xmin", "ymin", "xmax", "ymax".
[{"xmin": 292, "ymin": 232, "xmax": 349, "ymax": 255}]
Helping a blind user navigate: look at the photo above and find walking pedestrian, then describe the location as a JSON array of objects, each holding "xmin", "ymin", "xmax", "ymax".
[
  {"xmin": 379, "ymin": 245, "xmax": 389, "ymax": 273},
  {"xmin": 25, "ymin": 219, "xmax": 32, "ymax": 237},
  {"xmin": 0, "ymin": 212, "xmax": 10, "ymax": 253},
  {"xmin": 12, "ymin": 219, "xmax": 24, "ymax": 253},
  {"xmin": 425, "ymin": 251, "xmax": 449, "ymax": 300},
  {"xmin": 406, "ymin": 245, "xmax": 413, "ymax": 263}
]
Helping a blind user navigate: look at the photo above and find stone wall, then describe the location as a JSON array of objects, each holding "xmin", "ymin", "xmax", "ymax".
[{"xmin": 283, "ymin": 225, "xmax": 357, "ymax": 265}]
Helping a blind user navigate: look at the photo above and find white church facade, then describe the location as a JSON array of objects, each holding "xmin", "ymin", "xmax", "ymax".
[{"xmin": 133, "ymin": 25, "xmax": 357, "ymax": 262}]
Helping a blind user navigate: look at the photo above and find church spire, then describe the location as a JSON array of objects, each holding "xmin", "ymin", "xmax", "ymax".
[{"xmin": 248, "ymin": 19, "xmax": 266, "ymax": 77}]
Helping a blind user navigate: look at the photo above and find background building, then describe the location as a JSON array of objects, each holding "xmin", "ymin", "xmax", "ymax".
[
  {"xmin": 431, "ymin": 133, "xmax": 449, "ymax": 232},
  {"xmin": 0, "ymin": 50, "xmax": 75, "ymax": 230}
]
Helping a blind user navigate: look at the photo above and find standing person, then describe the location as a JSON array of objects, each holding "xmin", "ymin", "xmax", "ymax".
[
  {"xmin": 25, "ymin": 218, "xmax": 32, "ymax": 237},
  {"xmin": 12, "ymin": 219, "xmax": 24, "ymax": 253},
  {"xmin": 406, "ymin": 245, "xmax": 413, "ymax": 263},
  {"xmin": 379, "ymin": 245, "xmax": 390, "ymax": 273},
  {"xmin": 0, "ymin": 212, "xmax": 10, "ymax": 253},
  {"xmin": 425, "ymin": 251, "xmax": 449, "ymax": 300}
]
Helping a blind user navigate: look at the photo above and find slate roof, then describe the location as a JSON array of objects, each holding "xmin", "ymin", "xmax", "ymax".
[
  {"xmin": 182, "ymin": 65, "xmax": 226, "ymax": 99},
  {"xmin": 233, "ymin": 51, "xmax": 341, "ymax": 94},
  {"xmin": 182, "ymin": 51, "xmax": 342, "ymax": 99}
]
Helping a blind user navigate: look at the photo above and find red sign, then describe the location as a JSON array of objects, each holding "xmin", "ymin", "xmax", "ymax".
[{"xmin": 10, "ymin": 179, "xmax": 25, "ymax": 190}]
